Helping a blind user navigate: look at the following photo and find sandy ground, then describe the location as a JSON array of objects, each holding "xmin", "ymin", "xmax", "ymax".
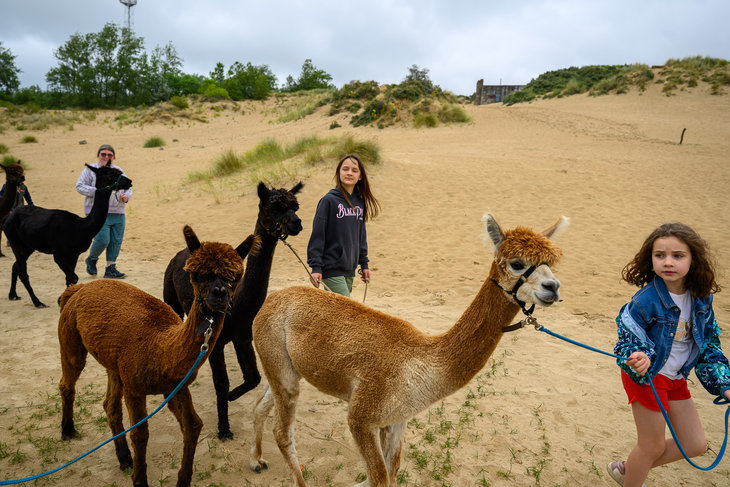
[{"xmin": 1, "ymin": 83, "xmax": 730, "ymax": 486}]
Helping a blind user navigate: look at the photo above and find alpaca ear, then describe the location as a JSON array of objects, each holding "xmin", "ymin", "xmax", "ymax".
[
  {"xmin": 85, "ymin": 164, "xmax": 99, "ymax": 174},
  {"xmin": 257, "ymin": 182, "xmax": 269, "ymax": 201},
  {"xmin": 290, "ymin": 181, "xmax": 304, "ymax": 195},
  {"xmin": 542, "ymin": 216, "xmax": 570, "ymax": 240},
  {"xmin": 183, "ymin": 225, "xmax": 201, "ymax": 253},
  {"xmin": 483, "ymin": 213, "xmax": 504, "ymax": 250}
]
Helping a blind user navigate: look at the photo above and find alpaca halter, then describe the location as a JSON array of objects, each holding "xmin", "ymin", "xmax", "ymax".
[
  {"xmin": 259, "ymin": 209, "xmax": 298, "ymax": 240},
  {"xmin": 101, "ymin": 174, "xmax": 124, "ymax": 192},
  {"xmin": 491, "ymin": 263, "xmax": 540, "ymax": 319}
]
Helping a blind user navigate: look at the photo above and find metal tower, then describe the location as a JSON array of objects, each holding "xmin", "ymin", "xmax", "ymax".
[{"xmin": 119, "ymin": 0, "xmax": 138, "ymax": 30}]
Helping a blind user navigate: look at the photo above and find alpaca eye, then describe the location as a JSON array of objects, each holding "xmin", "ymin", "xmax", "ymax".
[{"xmin": 510, "ymin": 261, "xmax": 525, "ymax": 272}]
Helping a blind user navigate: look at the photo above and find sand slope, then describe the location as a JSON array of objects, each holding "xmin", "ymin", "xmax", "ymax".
[{"xmin": 1, "ymin": 84, "xmax": 729, "ymax": 486}]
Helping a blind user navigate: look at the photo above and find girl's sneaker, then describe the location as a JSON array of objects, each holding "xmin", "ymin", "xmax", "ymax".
[{"xmin": 607, "ymin": 460, "xmax": 646, "ymax": 486}]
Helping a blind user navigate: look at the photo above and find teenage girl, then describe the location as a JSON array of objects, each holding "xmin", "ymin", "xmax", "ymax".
[
  {"xmin": 609, "ymin": 222, "xmax": 730, "ymax": 486},
  {"xmin": 307, "ymin": 154, "xmax": 380, "ymax": 297}
]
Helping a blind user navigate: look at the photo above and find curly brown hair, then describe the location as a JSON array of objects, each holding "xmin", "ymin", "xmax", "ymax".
[{"xmin": 621, "ymin": 222, "xmax": 720, "ymax": 298}]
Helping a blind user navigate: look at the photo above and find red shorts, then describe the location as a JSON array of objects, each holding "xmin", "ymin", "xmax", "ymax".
[{"xmin": 621, "ymin": 370, "xmax": 692, "ymax": 412}]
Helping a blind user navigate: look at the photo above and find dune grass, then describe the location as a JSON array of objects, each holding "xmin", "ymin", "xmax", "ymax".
[
  {"xmin": 185, "ymin": 134, "xmax": 381, "ymax": 190},
  {"xmin": 143, "ymin": 136, "xmax": 165, "ymax": 148}
]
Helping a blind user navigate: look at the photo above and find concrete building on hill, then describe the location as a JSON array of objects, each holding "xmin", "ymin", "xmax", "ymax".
[{"xmin": 474, "ymin": 79, "xmax": 526, "ymax": 105}]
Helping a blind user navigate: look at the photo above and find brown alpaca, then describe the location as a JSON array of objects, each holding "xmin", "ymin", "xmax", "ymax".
[
  {"xmin": 249, "ymin": 214, "xmax": 568, "ymax": 487},
  {"xmin": 58, "ymin": 225, "xmax": 245, "ymax": 487}
]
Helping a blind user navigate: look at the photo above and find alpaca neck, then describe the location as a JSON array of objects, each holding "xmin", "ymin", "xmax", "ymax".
[
  {"xmin": 239, "ymin": 227, "xmax": 278, "ymax": 305},
  {"xmin": 0, "ymin": 180, "xmax": 20, "ymax": 215},
  {"xmin": 434, "ymin": 265, "xmax": 520, "ymax": 396},
  {"xmin": 78, "ymin": 188, "xmax": 113, "ymax": 238},
  {"xmin": 166, "ymin": 302, "xmax": 226, "ymax": 376}
]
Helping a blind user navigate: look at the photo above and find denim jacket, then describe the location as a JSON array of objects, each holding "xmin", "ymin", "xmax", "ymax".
[{"xmin": 614, "ymin": 275, "xmax": 730, "ymax": 400}]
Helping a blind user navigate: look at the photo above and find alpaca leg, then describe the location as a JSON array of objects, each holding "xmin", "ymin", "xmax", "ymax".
[
  {"xmin": 249, "ymin": 385, "xmax": 275, "ymax": 472},
  {"xmin": 208, "ymin": 342, "xmax": 234, "ymax": 440},
  {"xmin": 124, "ymin": 394, "xmax": 150, "ymax": 487},
  {"xmin": 9, "ymin": 259, "xmax": 21, "ymax": 300},
  {"xmin": 58, "ymin": 326, "xmax": 87, "ymax": 440},
  {"xmin": 11, "ymin": 257, "xmax": 46, "ymax": 307},
  {"xmin": 269, "ymin": 376, "xmax": 306, "ymax": 487},
  {"xmin": 166, "ymin": 387, "xmax": 202, "ymax": 487},
  {"xmin": 228, "ymin": 339, "xmax": 261, "ymax": 401},
  {"xmin": 53, "ymin": 254, "xmax": 79, "ymax": 286},
  {"xmin": 104, "ymin": 372, "xmax": 133, "ymax": 471},
  {"xmin": 380, "ymin": 422, "xmax": 405, "ymax": 485},
  {"xmin": 348, "ymin": 414, "xmax": 389, "ymax": 487}
]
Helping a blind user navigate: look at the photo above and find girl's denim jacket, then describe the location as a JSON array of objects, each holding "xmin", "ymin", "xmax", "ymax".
[{"xmin": 614, "ymin": 275, "xmax": 730, "ymax": 400}]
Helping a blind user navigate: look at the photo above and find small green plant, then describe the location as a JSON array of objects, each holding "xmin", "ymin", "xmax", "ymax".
[
  {"xmin": 169, "ymin": 95, "xmax": 189, "ymax": 109},
  {"xmin": 10, "ymin": 448, "xmax": 27, "ymax": 464},
  {"xmin": 143, "ymin": 136, "xmax": 165, "ymax": 148},
  {"xmin": 329, "ymin": 121, "xmax": 341, "ymax": 129},
  {"xmin": 2, "ymin": 155, "xmax": 19, "ymax": 166},
  {"xmin": 0, "ymin": 143, "xmax": 8, "ymax": 153},
  {"xmin": 414, "ymin": 112, "xmax": 438, "ymax": 128},
  {"xmin": 20, "ymin": 135, "xmax": 37, "ymax": 143}
]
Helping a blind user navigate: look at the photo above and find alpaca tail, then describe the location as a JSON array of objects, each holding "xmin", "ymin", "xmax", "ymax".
[{"xmin": 58, "ymin": 283, "xmax": 84, "ymax": 309}]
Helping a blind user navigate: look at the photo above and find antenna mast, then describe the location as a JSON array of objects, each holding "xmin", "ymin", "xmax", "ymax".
[{"xmin": 119, "ymin": 0, "xmax": 138, "ymax": 30}]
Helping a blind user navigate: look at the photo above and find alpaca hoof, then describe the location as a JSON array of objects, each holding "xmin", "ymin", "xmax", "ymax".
[
  {"xmin": 252, "ymin": 460, "xmax": 268, "ymax": 473},
  {"xmin": 217, "ymin": 430, "xmax": 234, "ymax": 441},
  {"xmin": 61, "ymin": 428, "xmax": 79, "ymax": 441},
  {"xmin": 34, "ymin": 301, "xmax": 48, "ymax": 308},
  {"xmin": 119, "ymin": 460, "xmax": 133, "ymax": 473},
  {"xmin": 9, "ymin": 294, "xmax": 20, "ymax": 301}
]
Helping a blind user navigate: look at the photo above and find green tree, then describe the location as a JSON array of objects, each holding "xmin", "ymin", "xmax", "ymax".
[
  {"xmin": 46, "ymin": 31, "xmax": 96, "ymax": 106},
  {"xmin": 144, "ymin": 42, "xmax": 185, "ymax": 101},
  {"xmin": 223, "ymin": 61, "xmax": 277, "ymax": 100},
  {"xmin": 46, "ymin": 23, "xmax": 148, "ymax": 107},
  {"xmin": 210, "ymin": 62, "xmax": 225, "ymax": 86},
  {"xmin": 0, "ymin": 42, "xmax": 21, "ymax": 95},
  {"xmin": 403, "ymin": 64, "xmax": 437, "ymax": 95},
  {"xmin": 283, "ymin": 58, "xmax": 334, "ymax": 91}
]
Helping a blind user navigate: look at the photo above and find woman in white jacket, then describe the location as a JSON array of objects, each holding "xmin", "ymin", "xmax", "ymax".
[{"xmin": 75, "ymin": 144, "xmax": 132, "ymax": 279}]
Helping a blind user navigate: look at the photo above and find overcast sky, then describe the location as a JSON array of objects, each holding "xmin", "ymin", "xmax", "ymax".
[{"xmin": 2, "ymin": 0, "xmax": 729, "ymax": 95}]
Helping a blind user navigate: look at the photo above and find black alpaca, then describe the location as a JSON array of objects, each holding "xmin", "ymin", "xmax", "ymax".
[
  {"xmin": 0, "ymin": 162, "xmax": 26, "ymax": 257},
  {"xmin": 3, "ymin": 164, "xmax": 132, "ymax": 308},
  {"xmin": 163, "ymin": 181, "xmax": 303, "ymax": 439}
]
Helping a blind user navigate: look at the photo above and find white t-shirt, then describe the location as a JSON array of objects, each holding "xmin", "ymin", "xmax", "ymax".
[{"xmin": 658, "ymin": 290, "xmax": 694, "ymax": 380}]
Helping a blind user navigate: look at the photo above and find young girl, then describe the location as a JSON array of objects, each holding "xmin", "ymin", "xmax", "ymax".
[
  {"xmin": 307, "ymin": 154, "xmax": 380, "ymax": 297},
  {"xmin": 609, "ymin": 222, "xmax": 730, "ymax": 487}
]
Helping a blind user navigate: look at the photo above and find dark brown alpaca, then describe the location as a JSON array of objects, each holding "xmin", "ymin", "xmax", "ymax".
[
  {"xmin": 163, "ymin": 181, "xmax": 303, "ymax": 440},
  {"xmin": 0, "ymin": 162, "xmax": 26, "ymax": 257},
  {"xmin": 58, "ymin": 225, "xmax": 246, "ymax": 487}
]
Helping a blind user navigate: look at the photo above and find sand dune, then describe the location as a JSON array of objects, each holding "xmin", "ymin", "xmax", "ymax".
[{"xmin": 1, "ymin": 83, "xmax": 729, "ymax": 486}]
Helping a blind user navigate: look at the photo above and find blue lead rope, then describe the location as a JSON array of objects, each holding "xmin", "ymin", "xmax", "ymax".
[
  {"xmin": 0, "ymin": 348, "xmax": 208, "ymax": 486},
  {"xmin": 535, "ymin": 323, "xmax": 730, "ymax": 470}
]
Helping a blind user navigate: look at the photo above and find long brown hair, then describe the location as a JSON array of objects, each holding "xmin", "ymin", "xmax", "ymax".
[
  {"xmin": 622, "ymin": 222, "xmax": 720, "ymax": 298},
  {"xmin": 334, "ymin": 154, "xmax": 380, "ymax": 221}
]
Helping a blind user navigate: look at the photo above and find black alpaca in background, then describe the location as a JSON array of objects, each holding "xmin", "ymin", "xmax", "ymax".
[
  {"xmin": 163, "ymin": 181, "xmax": 303, "ymax": 439},
  {"xmin": 3, "ymin": 164, "xmax": 132, "ymax": 308},
  {"xmin": 0, "ymin": 162, "xmax": 26, "ymax": 257}
]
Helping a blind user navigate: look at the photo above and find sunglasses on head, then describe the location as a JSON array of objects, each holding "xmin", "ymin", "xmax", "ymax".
[{"xmin": 99, "ymin": 152, "xmax": 114, "ymax": 158}]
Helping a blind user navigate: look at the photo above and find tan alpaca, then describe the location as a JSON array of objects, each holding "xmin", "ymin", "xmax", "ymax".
[{"xmin": 249, "ymin": 214, "xmax": 568, "ymax": 487}]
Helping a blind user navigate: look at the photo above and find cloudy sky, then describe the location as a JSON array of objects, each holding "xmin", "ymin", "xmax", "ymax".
[{"xmin": 2, "ymin": 0, "xmax": 729, "ymax": 95}]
